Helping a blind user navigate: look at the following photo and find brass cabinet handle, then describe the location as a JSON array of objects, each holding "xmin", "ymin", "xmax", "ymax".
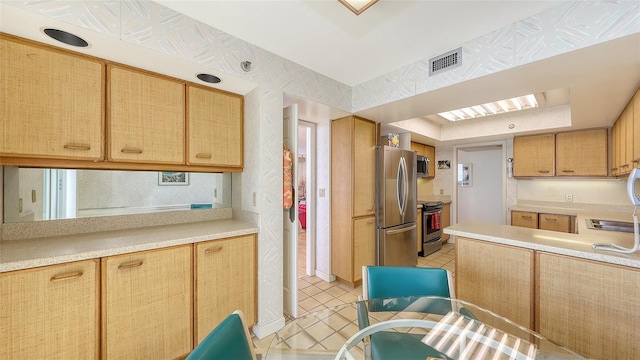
[
  {"xmin": 63, "ymin": 143, "xmax": 91, "ymax": 151},
  {"xmin": 538, "ymin": 170, "xmax": 550, "ymax": 173},
  {"xmin": 633, "ymin": 159, "xmax": 640, "ymax": 163},
  {"xmin": 544, "ymin": 218, "xmax": 557, "ymax": 221},
  {"xmin": 367, "ymin": 219, "xmax": 375, "ymax": 225},
  {"xmin": 204, "ymin": 246, "xmax": 223, "ymax": 254},
  {"xmin": 561, "ymin": 170, "xmax": 575, "ymax": 173},
  {"xmin": 522, "ymin": 216, "xmax": 533, "ymax": 220},
  {"xmin": 117, "ymin": 260, "xmax": 143, "ymax": 270},
  {"xmin": 611, "ymin": 167, "xmax": 618, "ymax": 171},
  {"xmin": 621, "ymin": 164, "xmax": 629, "ymax": 168},
  {"xmin": 195, "ymin": 153, "xmax": 212, "ymax": 159},
  {"xmin": 121, "ymin": 147, "xmax": 143, "ymax": 154},
  {"xmin": 50, "ymin": 271, "xmax": 83, "ymax": 282}
]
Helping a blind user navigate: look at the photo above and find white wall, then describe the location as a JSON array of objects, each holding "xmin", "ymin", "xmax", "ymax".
[{"xmin": 457, "ymin": 147, "xmax": 504, "ymax": 224}]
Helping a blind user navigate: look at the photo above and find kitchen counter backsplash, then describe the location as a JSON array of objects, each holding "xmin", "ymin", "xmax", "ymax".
[
  {"xmin": 515, "ymin": 200, "xmax": 634, "ymax": 215},
  {"xmin": 1, "ymin": 207, "xmax": 233, "ymax": 241}
]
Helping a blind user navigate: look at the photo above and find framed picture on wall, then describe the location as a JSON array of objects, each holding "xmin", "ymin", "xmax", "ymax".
[
  {"xmin": 457, "ymin": 163, "xmax": 472, "ymax": 187},
  {"xmin": 158, "ymin": 172, "xmax": 189, "ymax": 186}
]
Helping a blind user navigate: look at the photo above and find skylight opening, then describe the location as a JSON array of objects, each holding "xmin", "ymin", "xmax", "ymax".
[{"xmin": 438, "ymin": 94, "xmax": 541, "ymax": 121}]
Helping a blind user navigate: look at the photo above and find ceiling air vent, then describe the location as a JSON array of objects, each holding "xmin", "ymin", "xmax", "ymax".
[{"xmin": 429, "ymin": 47, "xmax": 462, "ymax": 76}]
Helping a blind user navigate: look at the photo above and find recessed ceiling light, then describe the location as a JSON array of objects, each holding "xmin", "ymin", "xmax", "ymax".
[
  {"xmin": 43, "ymin": 28, "xmax": 89, "ymax": 47},
  {"xmin": 196, "ymin": 73, "xmax": 221, "ymax": 84},
  {"xmin": 438, "ymin": 93, "xmax": 542, "ymax": 121}
]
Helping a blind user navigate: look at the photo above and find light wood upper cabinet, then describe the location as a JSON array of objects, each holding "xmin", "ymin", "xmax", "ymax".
[
  {"xmin": 456, "ymin": 237, "xmax": 534, "ymax": 328},
  {"xmin": 537, "ymin": 252, "xmax": 640, "ymax": 359},
  {"xmin": 187, "ymin": 85, "xmax": 243, "ymax": 168},
  {"xmin": 353, "ymin": 118, "xmax": 377, "ymax": 217},
  {"xmin": 108, "ymin": 65, "xmax": 185, "ymax": 164},
  {"xmin": 513, "ymin": 134, "xmax": 555, "ymax": 177},
  {"xmin": 0, "ymin": 35, "xmax": 104, "ymax": 161},
  {"xmin": 0, "ymin": 259, "xmax": 99, "ymax": 359},
  {"xmin": 411, "ymin": 141, "xmax": 435, "ymax": 178},
  {"xmin": 194, "ymin": 235, "xmax": 256, "ymax": 345},
  {"xmin": 101, "ymin": 245, "xmax": 192, "ymax": 360},
  {"xmin": 556, "ymin": 129, "xmax": 608, "ymax": 176}
]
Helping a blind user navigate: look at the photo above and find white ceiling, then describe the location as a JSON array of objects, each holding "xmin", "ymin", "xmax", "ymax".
[
  {"xmin": 156, "ymin": 0, "xmax": 563, "ymax": 87},
  {"xmin": 157, "ymin": 0, "xmax": 640, "ymax": 145}
]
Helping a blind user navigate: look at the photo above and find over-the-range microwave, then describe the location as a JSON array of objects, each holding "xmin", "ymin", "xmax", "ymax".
[{"xmin": 417, "ymin": 155, "xmax": 429, "ymax": 178}]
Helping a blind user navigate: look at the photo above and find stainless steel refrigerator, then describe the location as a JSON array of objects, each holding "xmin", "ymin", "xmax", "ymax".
[{"xmin": 376, "ymin": 145, "xmax": 418, "ymax": 266}]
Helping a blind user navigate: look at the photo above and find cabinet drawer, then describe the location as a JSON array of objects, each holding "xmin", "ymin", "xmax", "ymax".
[
  {"xmin": 511, "ymin": 211, "xmax": 538, "ymax": 229},
  {"xmin": 539, "ymin": 213, "xmax": 571, "ymax": 233}
]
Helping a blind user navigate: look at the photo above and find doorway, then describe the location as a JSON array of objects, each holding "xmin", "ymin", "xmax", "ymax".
[
  {"xmin": 455, "ymin": 143, "xmax": 506, "ymax": 225},
  {"xmin": 297, "ymin": 121, "xmax": 316, "ymax": 279}
]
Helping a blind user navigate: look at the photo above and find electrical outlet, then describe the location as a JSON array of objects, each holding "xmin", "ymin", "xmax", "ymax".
[
  {"xmin": 439, "ymin": 189, "xmax": 444, "ymax": 195},
  {"xmin": 252, "ymin": 192, "xmax": 257, "ymax": 206},
  {"xmin": 319, "ymin": 188, "xmax": 325, "ymax": 197},
  {"xmin": 214, "ymin": 189, "xmax": 218, "ymax": 198},
  {"xmin": 565, "ymin": 193, "xmax": 573, "ymax": 202},
  {"xmin": 18, "ymin": 198, "xmax": 23, "ymax": 213},
  {"xmin": 32, "ymin": 189, "xmax": 36, "ymax": 203}
]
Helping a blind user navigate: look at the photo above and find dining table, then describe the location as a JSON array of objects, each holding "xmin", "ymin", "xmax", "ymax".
[{"xmin": 264, "ymin": 296, "xmax": 585, "ymax": 360}]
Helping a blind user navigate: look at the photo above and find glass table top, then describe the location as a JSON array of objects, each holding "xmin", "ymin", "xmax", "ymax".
[{"xmin": 265, "ymin": 296, "xmax": 585, "ymax": 360}]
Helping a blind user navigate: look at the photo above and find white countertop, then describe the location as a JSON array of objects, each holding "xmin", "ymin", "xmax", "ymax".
[
  {"xmin": 445, "ymin": 206, "xmax": 640, "ymax": 268},
  {"xmin": 0, "ymin": 219, "xmax": 258, "ymax": 273}
]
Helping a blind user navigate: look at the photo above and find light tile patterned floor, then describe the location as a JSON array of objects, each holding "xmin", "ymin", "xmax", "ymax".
[{"xmin": 252, "ymin": 242, "xmax": 456, "ymax": 354}]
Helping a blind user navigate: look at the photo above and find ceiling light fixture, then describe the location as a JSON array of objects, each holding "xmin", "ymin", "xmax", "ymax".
[
  {"xmin": 196, "ymin": 73, "xmax": 221, "ymax": 84},
  {"xmin": 338, "ymin": 0, "xmax": 379, "ymax": 15},
  {"xmin": 42, "ymin": 28, "xmax": 89, "ymax": 47},
  {"xmin": 438, "ymin": 94, "xmax": 542, "ymax": 121}
]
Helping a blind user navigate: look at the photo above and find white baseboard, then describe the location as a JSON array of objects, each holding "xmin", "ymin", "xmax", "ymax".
[
  {"xmin": 252, "ymin": 316, "xmax": 286, "ymax": 339},
  {"xmin": 314, "ymin": 268, "xmax": 336, "ymax": 283}
]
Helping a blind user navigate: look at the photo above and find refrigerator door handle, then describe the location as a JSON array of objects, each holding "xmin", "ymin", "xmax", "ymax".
[
  {"xmin": 386, "ymin": 224, "xmax": 417, "ymax": 235},
  {"xmin": 398, "ymin": 155, "xmax": 408, "ymax": 218},
  {"xmin": 396, "ymin": 157, "xmax": 404, "ymax": 216}
]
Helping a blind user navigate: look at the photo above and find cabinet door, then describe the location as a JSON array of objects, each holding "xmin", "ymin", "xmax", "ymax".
[
  {"xmin": 633, "ymin": 89, "xmax": 640, "ymax": 165},
  {"xmin": 538, "ymin": 213, "xmax": 571, "ymax": 233},
  {"xmin": 416, "ymin": 208, "xmax": 423, "ymax": 252},
  {"xmin": 456, "ymin": 237, "xmax": 534, "ymax": 328},
  {"xmin": 624, "ymin": 103, "xmax": 634, "ymax": 174},
  {"xmin": 513, "ymin": 134, "xmax": 555, "ymax": 176},
  {"xmin": 441, "ymin": 203, "xmax": 451, "ymax": 242},
  {"xmin": 0, "ymin": 37, "xmax": 104, "ymax": 160},
  {"xmin": 511, "ymin": 211, "xmax": 538, "ymax": 229},
  {"xmin": 108, "ymin": 66, "xmax": 185, "ymax": 164},
  {"xmin": 410, "ymin": 142, "xmax": 424, "ymax": 156},
  {"xmin": 612, "ymin": 118, "xmax": 621, "ymax": 175},
  {"xmin": 353, "ymin": 117, "xmax": 376, "ymax": 217},
  {"xmin": 102, "ymin": 245, "xmax": 192, "ymax": 359},
  {"xmin": 194, "ymin": 235, "xmax": 256, "ymax": 344},
  {"xmin": 537, "ymin": 252, "xmax": 640, "ymax": 359},
  {"xmin": 353, "ymin": 216, "xmax": 376, "ymax": 283},
  {"xmin": 187, "ymin": 85, "xmax": 243, "ymax": 168},
  {"xmin": 556, "ymin": 129, "xmax": 608, "ymax": 176},
  {"xmin": 0, "ymin": 259, "xmax": 99, "ymax": 359},
  {"xmin": 424, "ymin": 145, "xmax": 436, "ymax": 179}
]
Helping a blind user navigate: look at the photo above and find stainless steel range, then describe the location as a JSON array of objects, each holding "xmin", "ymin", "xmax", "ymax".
[{"xmin": 420, "ymin": 201, "xmax": 444, "ymax": 256}]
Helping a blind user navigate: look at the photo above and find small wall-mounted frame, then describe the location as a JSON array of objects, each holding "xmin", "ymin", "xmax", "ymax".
[
  {"xmin": 158, "ymin": 172, "xmax": 189, "ymax": 186},
  {"xmin": 457, "ymin": 163, "xmax": 472, "ymax": 187},
  {"xmin": 438, "ymin": 160, "xmax": 451, "ymax": 170}
]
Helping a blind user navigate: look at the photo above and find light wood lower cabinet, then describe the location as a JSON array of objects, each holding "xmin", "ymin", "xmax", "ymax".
[
  {"xmin": 511, "ymin": 211, "xmax": 538, "ymax": 229},
  {"xmin": 101, "ymin": 245, "xmax": 193, "ymax": 359},
  {"xmin": 455, "ymin": 237, "xmax": 534, "ymax": 328},
  {"xmin": 538, "ymin": 213, "xmax": 571, "ymax": 233},
  {"xmin": 194, "ymin": 235, "xmax": 256, "ymax": 345},
  {"xmin": 537, "ymin": 252, "xmax": 640, "ymax": 359},
  {"xmin": 441, "ymin": 203, "xmax": 450, "ymax": 243},
  {"xmin": 0, "ymin": 259, "xmax": 100, "ymax": 359},
  {"xmin": 353, "ymin": 216, "xmax": 376, "ymax": 283}
]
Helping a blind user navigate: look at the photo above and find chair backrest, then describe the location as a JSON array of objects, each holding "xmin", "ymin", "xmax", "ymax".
[
  {"xmin": 362, "ymin": 266, "xmax": 454, "ymax": 300},
  {"xmin": 187, "ymin": 310, "xmax": 257, "ymax": 360}
]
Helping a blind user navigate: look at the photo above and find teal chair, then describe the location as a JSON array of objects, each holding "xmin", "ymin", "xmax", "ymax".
[
  {"xmin": 187, "ymin": 310, "xmax": 257, "ymax": 360},
  {"xmin": 359, "ymin": 266, "xmax": 456, "ymax": 360}
]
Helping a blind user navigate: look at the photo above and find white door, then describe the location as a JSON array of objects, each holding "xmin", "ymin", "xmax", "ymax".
[{"xmin": 283, "ymin": 104, "xmax": 299, "ymax": 318}]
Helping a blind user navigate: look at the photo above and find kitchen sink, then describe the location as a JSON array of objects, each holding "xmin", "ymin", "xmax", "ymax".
[{"xmin": 585, "ymin": 219, "xmax": 634, "ymax": 233}]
